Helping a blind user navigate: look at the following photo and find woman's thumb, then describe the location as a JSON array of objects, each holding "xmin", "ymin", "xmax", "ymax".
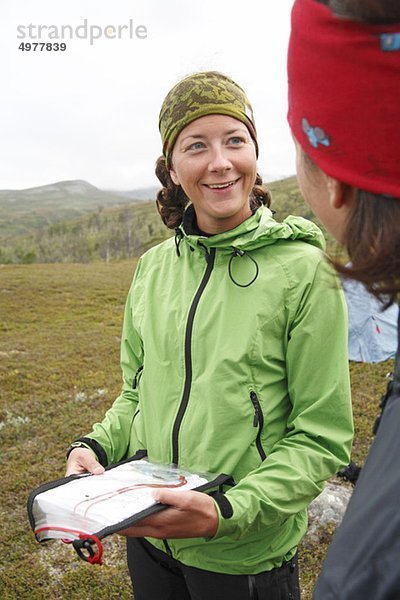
[
  {"xmin": 153, "ymin": 488, "xmax": 184, "ymax": 507},
  {"xmin": 91, "ymin": 463, "xmax": 105, "ymax": 475},
  {"xmin": 79, "ymin": 449, "xmax": 105, "ymax": 475}
]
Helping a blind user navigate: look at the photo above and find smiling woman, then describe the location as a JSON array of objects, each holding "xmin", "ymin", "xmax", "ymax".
[
  {"xmin": 167, "ymin": 114, "xmax": 257, "ymax": 234},
  {"xmin": 66, "ymin": 70, "xmax": 353, "ymax": 600},
  {"xmin": 156, "ymin": 71, "xmax": 271, "ymax": 232}
]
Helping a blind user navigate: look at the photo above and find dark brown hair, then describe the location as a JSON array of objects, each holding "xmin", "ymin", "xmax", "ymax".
[
  {"xmin": 155, "ymin": 155, "xmax": 271, "ymax": 231},
  {"xmin": 313, "ymin": 0, "xmax": 400, "ymax": 302},
  {"xmin": 335, "ymin": 191, "xmax": 400, "ymax": 302},
  {"xmin": 316, "ymin": 0, "xmax": 400, "ymax": 23}
]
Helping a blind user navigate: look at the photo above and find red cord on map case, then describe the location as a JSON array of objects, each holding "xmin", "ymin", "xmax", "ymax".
[{"xmin": 34, "ymin": 526, "xmax": 104, "ymax": 564}]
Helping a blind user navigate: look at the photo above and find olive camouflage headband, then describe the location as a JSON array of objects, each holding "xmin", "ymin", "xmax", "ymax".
[{"xmin": 159, "ymin": 71, "xmax": 258, "ymax": 166}]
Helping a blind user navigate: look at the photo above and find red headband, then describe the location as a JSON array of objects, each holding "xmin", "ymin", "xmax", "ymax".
[{"xmin": 287, "ymin": 0, "xmax": 400, "ymax": 198}]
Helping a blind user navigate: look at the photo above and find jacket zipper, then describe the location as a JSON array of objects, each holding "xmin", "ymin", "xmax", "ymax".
[
  {"xmin": 171, "ymin": 247, "xmax": 216, "ymax": 465},
  {"xmin": 132, "ymin": 365, "xmax": 143, "ymax": 389},
  {"xmin": 250, "ymin": 390, "xmax": 266, "ymax": 461},
  {"xmin": 163, "ymin": 539, "xmax": 173, "ymax": 558}
]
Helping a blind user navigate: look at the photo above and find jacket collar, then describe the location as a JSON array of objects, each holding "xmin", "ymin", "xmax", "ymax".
[
  {"xmin": 179, "ymin": 203, "xmax": 326, "ymax": 253},
  {"xmin": 180, "ymin": 204, "xmax": 263, "ymax": 252}
]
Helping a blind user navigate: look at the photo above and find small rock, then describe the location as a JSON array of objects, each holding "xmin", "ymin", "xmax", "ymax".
[
  {"xmin": 306, "ymin": 480, "xmax": 352, "ymax": 543},
  {"xmin": 90, "ymin": 388, "xmax": 107, "ymax": 399},
  {"xmin": 74, "ymin": 391, "xmax": 87, "ymax": 403},
  {"xmin": 0, "ymin": 410, "xmax": 30, "ymax": 430}
]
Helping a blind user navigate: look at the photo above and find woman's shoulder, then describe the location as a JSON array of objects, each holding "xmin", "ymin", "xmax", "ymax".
[
  {"xmin": 259, "ymin": 224, "xmax": 337, "ymax": 293},
  {"xmin": 257, "ymin": 212, "xmax": 326, "ymax": 266},
  {"xmin": 139, "ymin": 235, "xmax": 176, "ymax": 264}
]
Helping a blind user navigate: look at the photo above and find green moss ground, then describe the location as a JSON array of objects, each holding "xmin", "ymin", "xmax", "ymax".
[{"xmin": 0, "ymin": 261, "xmax": 394, "ymax": 599}]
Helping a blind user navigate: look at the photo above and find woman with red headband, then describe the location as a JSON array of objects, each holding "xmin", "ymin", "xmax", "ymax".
[{"xmin": 287, "ymin": 0, "xmax": 400, "ymax": 597}]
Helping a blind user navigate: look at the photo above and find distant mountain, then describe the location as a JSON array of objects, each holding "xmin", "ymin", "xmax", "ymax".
[
  {"xmin": 0, "ymin": 179, "xmax": 123, "ymax": 204},
  {"xmin": 109, "ymin": 186, "xmax": 159, "ymax": 201},
  {"xmin": 0, "ymin": 179, "xmax": 144, "ymax": 241}
]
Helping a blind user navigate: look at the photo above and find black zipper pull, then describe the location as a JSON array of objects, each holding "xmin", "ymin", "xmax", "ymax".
[
  {"xmin": 197, "ymin": 241, "xmax": 214, "ymax": 265},
  {"xmin": 250, "ymin": 391, "xmax": 260, "ymax": 427},
  {"xmin": 132, "ymin": 365, "xmax": 144, "ymax": 389},
  {"xmin": 250, "ymin": 390, "xmax": 267, "ymax": 461}
]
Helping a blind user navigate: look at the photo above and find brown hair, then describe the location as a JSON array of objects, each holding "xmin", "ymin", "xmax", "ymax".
[
  {"xmin": 155, "ymin": 155, "xmax": 271, "ymax": 230},
  {"xmin": 316, "ymin": 0, "xmax": 400, "ymax": 23},
  {"xmin": 335, "ymin": 191, "xmax": 400, "ymax": 302},
  {"xmin": 312, "ymin": 0, "xmax": 400, "ymax": 302}
]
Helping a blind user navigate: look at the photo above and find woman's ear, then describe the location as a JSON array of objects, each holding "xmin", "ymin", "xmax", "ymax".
[
  {"xmin": 169, "ymin": 168, "xmax": 180, "ymax": 186},
  {"xmin": 326, "ymin": 176, "xmax": 344, "ymax": 208},
  {"xmin": 326, "ymin": 176, "xmax": 355, "ymax": 209}
]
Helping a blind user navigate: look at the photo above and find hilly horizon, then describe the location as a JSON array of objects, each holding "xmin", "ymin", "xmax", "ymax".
[
  {"xmin": 0, "ymin": 178, "xmax": 160, "ymax": 202},
  {"xmin": 0, "ymin": 175, "xmax": 341, "ymax": 265},
  {"xmin": 0, "ymin": 179, "xmax": 158, "ymax": 241}
]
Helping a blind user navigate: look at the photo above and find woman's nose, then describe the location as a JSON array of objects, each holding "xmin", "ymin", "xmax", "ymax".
[{"xmin": 208, "ymin": 146, "xmax": 232, "ymax": 172}]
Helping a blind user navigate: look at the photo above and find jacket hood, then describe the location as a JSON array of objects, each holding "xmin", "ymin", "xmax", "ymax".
[{"xmin": 179, "ymin": 204, "xmax": 326, "ymax": 253}]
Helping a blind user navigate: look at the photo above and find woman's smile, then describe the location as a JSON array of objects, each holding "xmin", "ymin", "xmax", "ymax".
[{"xmin": 204, "ymin": 178, "xmax": 241, "ymax": 191}]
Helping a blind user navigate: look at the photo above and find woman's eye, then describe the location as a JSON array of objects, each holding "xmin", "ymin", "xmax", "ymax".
[
  {"xmin": 229, "ymin": 137, "xmax": 244, "ymax": 146},
  {"xmin": 188, "ymin": 141, "xmax": 205, "ymax": 151}
]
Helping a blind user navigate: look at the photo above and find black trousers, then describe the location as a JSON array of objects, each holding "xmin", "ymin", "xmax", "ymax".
[{"xmin": 126, "ymin": 537, "xmax": 301, "ymax": 600}]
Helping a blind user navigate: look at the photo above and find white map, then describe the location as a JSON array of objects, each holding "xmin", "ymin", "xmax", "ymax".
[{"xmin": 33, "ymin": 460, "xmax": 208, "ymax": 541}]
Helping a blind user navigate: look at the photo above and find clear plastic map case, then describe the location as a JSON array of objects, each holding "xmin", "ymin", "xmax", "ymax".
[{"xmin": 27, "ymin": 451, "xmax": 232, "ymax": 564}]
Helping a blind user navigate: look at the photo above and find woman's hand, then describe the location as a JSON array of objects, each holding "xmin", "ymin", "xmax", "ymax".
[
  {"xmin": 119, "ymin": 488, "xmax": 219, "ymax": 539},
  {"xmin": 65, "ymin": 448, "xmax": 105, "ymax": 476}
]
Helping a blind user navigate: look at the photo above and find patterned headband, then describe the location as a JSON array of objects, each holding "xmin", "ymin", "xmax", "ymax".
[{"xmin": 159, "ymin": 71, "xmax": 258, "ymax": 167}]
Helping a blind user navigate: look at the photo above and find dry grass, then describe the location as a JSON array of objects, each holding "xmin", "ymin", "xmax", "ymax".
[{"xmin": 0, "ymin": 261, "xmax": 394, "ymax": 599}]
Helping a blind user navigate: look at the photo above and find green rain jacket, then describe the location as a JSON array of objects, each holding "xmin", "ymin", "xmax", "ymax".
[{"xmin": 85, "ymin": 205, "xmax": 353, "ymax": 574}]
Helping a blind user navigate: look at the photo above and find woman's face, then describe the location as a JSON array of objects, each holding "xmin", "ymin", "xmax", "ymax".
[
  {"xmin": 169, "ymin": 114, "xmax": 257, "ymax": 234},
  {"xmin": 294, "ymin": 139, "xmax": 350, "ymax": 243}
]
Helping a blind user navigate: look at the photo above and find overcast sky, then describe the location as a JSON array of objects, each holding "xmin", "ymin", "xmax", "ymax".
[{"xmin": 1, "ymin": 0, "xmax": 296, "ymax": 191}]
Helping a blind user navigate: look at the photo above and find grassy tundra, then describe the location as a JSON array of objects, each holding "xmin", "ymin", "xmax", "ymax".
[{"xmin": 0, "ymin": 260, "xmax": 393, "ymax": 599}]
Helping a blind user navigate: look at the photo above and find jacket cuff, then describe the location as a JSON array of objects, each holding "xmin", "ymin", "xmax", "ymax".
[
  {"xmin": 67, "ymin": 437, "xmax": 108, "ymax": 467},
  {"xmin": 212, "ymin": 492, "xmax": 233, "ymax": 519},
  {"xmin": 206, "ymin": 493, "xmax": 237, "ymax": 541}
]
